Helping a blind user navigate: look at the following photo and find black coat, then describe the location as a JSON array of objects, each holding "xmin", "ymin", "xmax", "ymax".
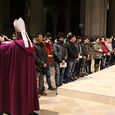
[
  {"xmin": 66, "ymin": 41, "xmax": 79, "ymax": 59},
  {"xmin": 34, "ymin": 42, "xmax": 48, "ymax": 73},
  {"xmin": 53, "ymin": 40, "xmax": 68, "ymax": 62}
]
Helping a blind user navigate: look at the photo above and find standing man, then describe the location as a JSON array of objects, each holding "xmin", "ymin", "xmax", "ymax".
[
  {"xmin": 34, "ymin": 33, "xmax": 48, "ymax": 95},
  {"xmin": 44, "ymin": 33, "xmax": 55, "ymax": 90},
  {"xmin": 64, "ymin": 34, "xmax": 79, "ymax": 82},
  {"xmin": 53, "ymin": 33, "xmax": 68, "ymax": 88}
]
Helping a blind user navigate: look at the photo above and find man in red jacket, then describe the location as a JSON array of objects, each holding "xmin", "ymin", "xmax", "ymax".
[
  {"xmin": 43, "ymin": 33, "xmax": 55, "ymax": 90},
  {"xmin": 100, "ymin": 37, "xmax": 108, "ymax": 69}
]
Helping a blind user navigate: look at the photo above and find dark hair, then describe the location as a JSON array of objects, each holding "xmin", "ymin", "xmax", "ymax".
[
  {"xmin": 0, "ymin": 34, "xmax": 4, "ymax": 37},
  {"xmin": 76, "ymin": 36, "xmax": 82, "ymax": 39},
  {"xmin": 57, "ymin": 32, "xmax": 65, "ymax": 40},
  {"xmin": 35, "ymin": 33, "xmax": 43, "ymax": 38},
  {"xmin": 90, "ymin": 38, "xmax": 95, "ymax": 42},
  {"xmin": 83, "ymin": 37, "xmax": 88, "ymax": 40},
  {"xmin": 67, "ymin": 33, "xmax": 74, "ymax": 40},
  {"xmin": 45, "ymin": 32, "xmax": 52, "ymax": 38},
  {"xmin": 95, "ymin": 37, "xmax": 100, "ymax": 41},
  {"xmin": 100, "ymin": 37, "xmax": 106, "ymax": 41}
]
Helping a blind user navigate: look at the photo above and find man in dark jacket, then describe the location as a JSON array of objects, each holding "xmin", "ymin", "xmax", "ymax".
[
  {"xmin": 64, "ymin": 34, "xmax": 79, "ymax": 82},
  {"xmin": 53, "ymin": 33, "xmax": 68, "ymax": 88},
  {"xmin": 34, "ymin": 33, "xmax": 48, "ymax": 96}
]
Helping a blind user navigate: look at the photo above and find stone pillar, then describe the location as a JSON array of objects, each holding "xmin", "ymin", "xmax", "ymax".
[
  {"xmin": 29, "ymin": 0, "xmax": 44, "ymax": 36},
  {"xmin": 83, "ymin": 0, "xmax": 107, "ymax": 37},
  {"xmin": 107, "ymin": 0, "xmax": 115, "ymax": 36}
]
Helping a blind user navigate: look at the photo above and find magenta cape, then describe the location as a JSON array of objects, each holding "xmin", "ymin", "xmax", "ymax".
[{"xmin": 0, "ymin": 40, "xmax": 39, "ymax": 115}]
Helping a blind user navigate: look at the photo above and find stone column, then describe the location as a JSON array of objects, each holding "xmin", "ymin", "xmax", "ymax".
[
  {"xmin": 29, "ymin": 0, "xmax": 44, "ymax": 36},
  {"xmin": 83, "ymin": 0, "xmax": 107, "ymax": 37},
  {"xmin": 107, "ymin": 0, "xmax": 115, "ymax": 36}
]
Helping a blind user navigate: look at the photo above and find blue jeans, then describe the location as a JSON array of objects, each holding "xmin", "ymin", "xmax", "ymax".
[
  {"xmin": 100, "ymin": 56, "xmax": 106, "ymax": 69},
  {"xmin": 46, "ymin": 65, "xmax": 52, "ymax": 87},
  {"xmin": 54, "ymin": 61, "xmax": 65, "ymax": 87},
  {"xmin": 64, "ymin": 59, "xmax": 76, "ymax": 82}
]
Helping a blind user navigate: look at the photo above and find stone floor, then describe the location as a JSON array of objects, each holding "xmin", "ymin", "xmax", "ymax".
[
  {"xmin": 40, "ymin": 66, "xmax": 115, "ymax": 115},
  {"xmin": 3, "ymin": 65, "xmax": 115, "ymax": 115},
  {"xmin": 40, "ymin": 95, "xmax": 115, "ymax": 115}
]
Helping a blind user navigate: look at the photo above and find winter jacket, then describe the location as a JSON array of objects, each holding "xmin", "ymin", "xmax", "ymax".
[
  {"xmin": 93, "ymin": 42, "xmax": 102, "ymax": 59},
  {"xmin": 101, "ymin": 42, "xmax": 108, "ymax": 56},
  {"xmin": 66, "ymin": 41, "xmax": 79, "ymax": 60},
  {"xmin": 53, "ymin": 40, "xmax": 68, "ymax": 62},
  {"xmin": 34, "ymin": 42, "xmax": 48, "ymax": 72}
]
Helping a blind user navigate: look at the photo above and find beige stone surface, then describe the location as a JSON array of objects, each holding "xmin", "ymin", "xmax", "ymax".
[
  {"xmin": 40, "ymin": 95, "xmax": 115, "ymax": 115},
  {"xmin": 59, "ymin": 65, "xmax": 115, "ymax": 106},
  {"xmin": 40, "ymin": 65, "xmax": 115, "ymax": 115}
]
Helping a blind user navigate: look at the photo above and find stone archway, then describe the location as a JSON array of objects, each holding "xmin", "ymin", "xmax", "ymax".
[{"xmin": 106, "ymin": 0, "xmax": 115, "ymax": 37}]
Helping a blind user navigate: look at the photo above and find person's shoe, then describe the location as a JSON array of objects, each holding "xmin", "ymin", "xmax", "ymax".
[
  {"xmin": 40, "ymin": 91, "xmax": 47, "ymax": 96},
  {"xmin": 29, "ymin": 112, "xmax": 39, "ymax": 115},
  {"xmin": 48, "ymin": 86, "xmax": 56, "ymax": 90},
  {"xmin": 88, "ymin": 72, "xmax": 92, "ymax": 74},
  {"xmin": 79, "ymin": 74, "xmax": 84, "ymax": 77},
  {"xmin": 70, "ymin": 77, "xmax": 75, "ymax": 81},
  {"xmin": 82, "ymin": 73, "xmax": 88, "ymax": 76},
  {"xmin": 74, "ymin": 76, "xmax": 78, "ymax": 80},
  {"xmin": 58, "ymin": 83, "xmax": 62, "ymax": 87},
  {"xmin": 63, "ymin": 80, "xmax": 68, "ymax": 83}
]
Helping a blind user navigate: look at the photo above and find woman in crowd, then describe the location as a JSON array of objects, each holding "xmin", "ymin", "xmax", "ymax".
[{"xmin": 93, "ymin": 38, "xmax": 103, "ymax": 72}]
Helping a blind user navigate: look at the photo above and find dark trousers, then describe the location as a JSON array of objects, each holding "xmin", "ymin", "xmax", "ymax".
[
  {"xmin": 64, "ymin": 59, "xmax": 76, "ymax": 82},
  {"xmin": 54, "ymin": 61, "xmax": 65, "ymax": 87},
  {"xmin": 46, "ymin": 65, "xmax": 52, "ymax": 87},
  {"xmin": 36, "ymin": 72, "xmax": 44, "ymax": 93},
  {"xmin": 86, "ymin": 60, "xmax": 92, "ymax": 73}
]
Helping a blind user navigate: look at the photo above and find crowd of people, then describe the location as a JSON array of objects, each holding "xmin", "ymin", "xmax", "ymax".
[
  {"xmin": 28, "ymin": 32, "xmax": 115, "ymax": 96},
  {"xmin": 1, "ymin": 32, "xmax": 115, "ymax": 97}
]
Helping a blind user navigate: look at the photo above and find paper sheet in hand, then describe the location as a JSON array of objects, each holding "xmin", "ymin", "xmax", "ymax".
[{"xmin": 60, "ymin": 62, "xmax": 67, "ymax": 68}]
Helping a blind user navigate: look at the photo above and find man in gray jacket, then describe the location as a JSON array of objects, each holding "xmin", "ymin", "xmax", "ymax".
[{"xmin": 53, "ymin": 33, "xmax": 68, "ymax": 88}]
